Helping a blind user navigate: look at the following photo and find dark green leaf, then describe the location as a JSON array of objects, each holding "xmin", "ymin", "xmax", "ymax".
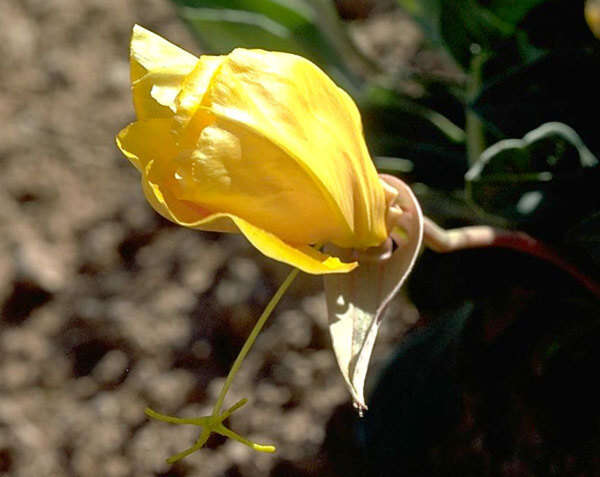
[
  {"xmin": 517, "ymin": 0, "xmax": 595, "ymax": 50},
  {"xmin": 466, "ymin": 122, "xmax": 599, "ymax": 230},
  {"xmin": 486, "ymin": 0, "xmax": 548, "ymax": 25},
  {"xmin": 362, "ymin": 85, "xmax": 468, "ymax": 189},
  {"xmin": 398, "ymin": 0, "xmax": 594, "ymax": 72},
  {"xmin": 473, "ymin": 49, "xmax": 600, "ymax": 153},
  {"xmin": 565, "ymin": 212, "xmax": 600, "ymax": 268},
  {"xmin": 361, "ymin": 302, "xmax": 472, "ymax": 475},
  {"xmin": 439, "ymin": 0, "xmax": 514, "ymax": 68},
  {"xmin": 397, "ymin": 0, "xmax": 546, "ymax": 68}
]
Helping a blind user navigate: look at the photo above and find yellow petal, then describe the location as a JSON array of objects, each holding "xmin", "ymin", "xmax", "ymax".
[
  {"xmin": 174, "ymin": 56, "xmax": 225, "ymax": 133},
  {"xmin": 116, "ymin": 118, "xmax": 223, "ymax": 227},
  {"xmin": 119, "ymin": 28, "xmax": 387, "ymax": 271},
  {"xmin": 232, "ymin": 216, "xmax": 357, "ymax": 274},
  {"xmin": 171, "ymin": 116, "xmax": 353, "ymax": 245},
  {"xmin": 145, "ymin": 179, "xmax": 356, "ymax": 274},
  {"xmin": 130, "ymin": 24, "xmax": 198, "ymax": 119},
  {"xmin": 201, "ymin": 49, "xmax": 388, "ymax": 249},
  {"xmin": 116, "ymin": 118, "xmax": 176, "ymax": 172},
  {"xmin": 116, "ymin": 118, "xmax": 355, "ymax": 273}
]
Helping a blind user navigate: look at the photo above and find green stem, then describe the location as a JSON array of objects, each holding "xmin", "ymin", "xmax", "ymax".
[
  {"xmin": 215, "ymin": 424, "xmax": 275, "ymax": 452},
  {"xmin": 212, "ymin": 268, "xmax": 299, "ymax": 416},
  {"xmin": 145, "ymin": 408, "xmax": 210, "ymax": 426},
  {"xmin": 466, "ymin": 51, "xmax": 486, "ymax": 165},
  {"xmin": 166, "ymin": 428, "xmax": 211, "ymax": 464}
]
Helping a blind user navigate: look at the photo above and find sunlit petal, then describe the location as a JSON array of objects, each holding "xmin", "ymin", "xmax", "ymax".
[
  {"xmin": 171, "ymin": 117, "xmax": 351, "ymax": 245},
  {"xmin": 119, "ymin": 27, "xmax": 389, "ymax": 274},
  {"xmin": 130, "ymin": 24, "xmax": 198, "ymax": 119},
  {"xmin": 201, "ymin": 48, "xmax": 387, "ymax": 248}
]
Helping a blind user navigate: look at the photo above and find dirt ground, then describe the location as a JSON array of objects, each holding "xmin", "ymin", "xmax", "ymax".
[{"xmin": 0, "ymin": 1, "xmax": 421, "ymax": 476}]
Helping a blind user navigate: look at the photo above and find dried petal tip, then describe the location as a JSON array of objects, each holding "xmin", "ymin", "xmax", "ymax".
[{"xmin": 354, "ymin": 401, "xmax": 368, "ymax": 418}]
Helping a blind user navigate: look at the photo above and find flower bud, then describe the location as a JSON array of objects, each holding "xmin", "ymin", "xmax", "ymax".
[{"xmin": 117, "ymin": 25, "xmax": 388, "ymax": 274}]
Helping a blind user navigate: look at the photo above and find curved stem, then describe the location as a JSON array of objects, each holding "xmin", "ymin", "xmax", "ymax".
[
  {"xmin": 212, "ymin": 268, "xmax": 299, "ymax": 416},
  {"xmin": 423, "ymin": 217, "xmax": 600, "ymax": 297},
  {"xmin": 166, "ymin": 429, "xmax": 211, "ymax": 464}
]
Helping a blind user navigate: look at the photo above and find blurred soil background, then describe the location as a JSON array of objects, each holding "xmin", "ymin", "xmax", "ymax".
[{"xmin": 0, "ymin": 1, "xmax": 423, "ymax": 476}]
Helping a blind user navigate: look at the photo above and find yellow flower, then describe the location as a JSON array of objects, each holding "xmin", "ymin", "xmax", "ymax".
[
  {"xmin": 116, "ymin": 25, "xmax": 388, "ymax": 274},
  {"xmin": 586, "ymin": 0, "xmax": 600, "ymax": 38}
]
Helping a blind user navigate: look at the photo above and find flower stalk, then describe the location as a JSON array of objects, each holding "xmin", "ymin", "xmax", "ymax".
[
  {"xmin": 212, "ymin": 268, "xmax": 299, "ymax": 415},
  {"xmin": 145, "ymin": 268, "xmax": 299, "ymax": 463}
]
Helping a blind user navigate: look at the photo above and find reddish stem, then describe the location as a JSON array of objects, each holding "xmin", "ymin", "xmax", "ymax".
[{"xmin": 423, "ymin": 217, "xmax": 600, "ymax": 298}]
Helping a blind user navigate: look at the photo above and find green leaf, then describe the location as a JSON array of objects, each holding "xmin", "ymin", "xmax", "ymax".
[
  {"xmin": 439, "ymin": 0, "xmax": 515, "ymax": 68},
  {"xmin": 397, "ymin": 0, "xmax": 547, "ymax": 68},
  {"xmin": 466, "ymin": 122, "xmax": 599, "ymax": 230},
  {"xmin": 398, "ymin": 0, "xmax": 596, "ymax": 73},
  {"xmin": 517, "ymin": 0, "xmax": 597, "ymax": 50},
  {"xmin": 362, "ymin": 85, "xmax": 467, "ymax": 189},
  {"xmin": 486, "ymin": 0, "xmax": 548, "ymax": 25},
  {"xmin": 565, "ymin": 212, "xmax": 600, "ymax": 268},
  {"xmin": 363, "ymin": 302, "xmax": 472, "ymax": 474},
  {"xmin": 169, "ymin": 0, "xmax": 365, "ymax": 89},
  {"xmin": 472, "ymin": 49, "xmax": 600, "ymax": 154}
]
